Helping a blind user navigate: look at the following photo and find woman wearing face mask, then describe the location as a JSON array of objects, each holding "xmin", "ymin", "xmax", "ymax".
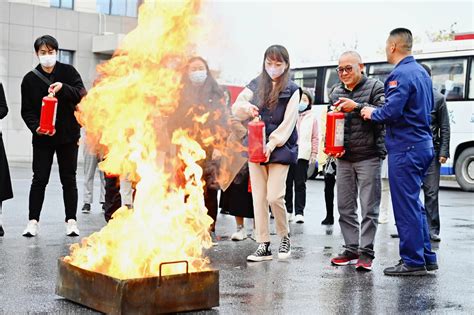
[
  {"xmin": 285, "ymin": 90, "xmax": 318, "ymax": 224},
  {"xmin": 169, "ymin": 56, "xmax": 229, "ymax": 245},
  {"xmin": 232, "ymin": 45, "xmax": 301, "ymax": 261}
]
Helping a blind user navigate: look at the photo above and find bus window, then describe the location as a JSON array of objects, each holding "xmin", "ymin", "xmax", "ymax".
[
  {"xmin": 368, "ymin": 63, "xmax": 394, "ymax": 83},
  {"xmin": 420, "ymin": 58, "xmax": 467, "ymax": 100},
  {"xmin": 469, "ymin": 59, "xmax": 474, "ymax": 99},
  {"xmin": 292, "ymin": 69, "xmax": 317, "ymax": 99},
  {"xmin": 324, "ymin": 67, "xmax": 339, "ymax": 103}
]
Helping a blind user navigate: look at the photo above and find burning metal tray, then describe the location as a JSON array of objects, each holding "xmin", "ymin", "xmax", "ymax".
[{"xmin": 56, "ymin": 258, "xmax": 219, "ymax": 314}]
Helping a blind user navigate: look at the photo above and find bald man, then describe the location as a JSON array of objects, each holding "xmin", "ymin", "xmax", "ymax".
[
  {"xmin": 328, "ymin": 51, "xmax": 386, "ymax": 272},
  {"xmin": 361, "ymin": 28, "xmax": 438, "ymax": 276}
]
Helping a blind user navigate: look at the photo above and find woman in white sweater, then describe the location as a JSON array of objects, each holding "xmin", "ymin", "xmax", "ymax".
[
  {"xmin": 285, "ymin": 90, "xmax": 318, "ymax": 224},
  {"xmin": 232, "ymin": 45, "xmax": 300, "ymax": 262}
]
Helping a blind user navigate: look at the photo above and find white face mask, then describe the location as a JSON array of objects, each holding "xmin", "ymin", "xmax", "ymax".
[
  {"xmin": 189, "ymin": 70, "xmax": 207, "ymax": 84},
  {"xmin": 265, "ymin": 65, "xmax": 285, "ymax": 80},
  {"xmin": 39, "ymin": 54, "xmax": 57, "ymax": 68}
]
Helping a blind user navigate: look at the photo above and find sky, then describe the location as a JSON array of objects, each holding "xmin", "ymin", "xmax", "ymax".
[{"xmin": 195, "ymin": 0, "xmax": 474, "ymax": 85}]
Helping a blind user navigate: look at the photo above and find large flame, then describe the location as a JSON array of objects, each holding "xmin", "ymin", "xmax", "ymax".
[{"xmin": 64, "ymin": 0, "xmax": 219, "ymax": 279}]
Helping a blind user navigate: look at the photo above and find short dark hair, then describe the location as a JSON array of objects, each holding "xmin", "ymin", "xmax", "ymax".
[
  {"xmin": 420, "ymin": 63, "xmax": 432, "ymax": 77},
  {"xmin": 302, "ymin": 89, "xmax": 313, "ymax": 105},
  {"xmin": 389, "ymin": 28, "xmax": 413, "ymax": 51},
  {"xmin": 34, "ymin": 35, "xmax": 59, "ymax": 52}
]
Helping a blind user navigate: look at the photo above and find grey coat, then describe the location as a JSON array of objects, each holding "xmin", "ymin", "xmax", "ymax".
[
  {"xmin": 431, "ymin": 89, "xmax": 450, "ymax": 158},
  {"xmin": 329, "ymin": 76, "xmax": 386, "ymax": 162}
]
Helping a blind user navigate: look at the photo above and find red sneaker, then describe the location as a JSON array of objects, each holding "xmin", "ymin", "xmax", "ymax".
[
  {"xmin": 355, "ymin": 254, "xmax": 373, "ymax": 271},
  {"xmin": 331, "ymin": 250, "xmax": 359, "ymax": 266}
]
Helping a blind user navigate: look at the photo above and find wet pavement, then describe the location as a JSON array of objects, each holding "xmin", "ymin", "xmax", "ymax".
[{"xmin": 1, "ymin": 163, "xmax": 473, "ymax": 314}]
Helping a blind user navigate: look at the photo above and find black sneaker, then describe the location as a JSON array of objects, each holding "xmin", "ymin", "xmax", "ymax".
[
  {"xmin": 247, "ymin": 242, "xmax": 272, "ymax": 262},
  {"xmin": 278, "ymin": 236, "xmax": 291, "ymax": 259},
  {"xmin": 321, "ymin": 216, "xmax": 334, "ymax": 225},
  {"xmin": 384, "ymin": 260, "xmax": 427, "ymax": 276},
  {"xmin": 0, "ymin": 225, "xmax": 4, "ymax": 237},
  {"xmin": 81, "ymin": 203, "xmax": 91, "ymax": 213}
]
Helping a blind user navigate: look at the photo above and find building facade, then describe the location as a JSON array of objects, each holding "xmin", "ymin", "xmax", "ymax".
[{"xmin": 0, "ymin": 0, "xmax": 139, "ymax": 161}]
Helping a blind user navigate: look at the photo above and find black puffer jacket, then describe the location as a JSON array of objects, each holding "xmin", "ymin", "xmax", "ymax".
[{"xmin": 329, "ymin": 76, "xmax": 386, "ymax": 162}]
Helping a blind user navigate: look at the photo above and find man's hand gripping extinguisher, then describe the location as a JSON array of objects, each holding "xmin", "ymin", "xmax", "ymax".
[
  {"xmin": 248, "ymin": 116, "xmax": 267, "ymax": 163},
  {"xmin": 324, "ymin": 100, "xmax": 345, "ymax": 155},
  {"xmin": 38, "ymin": 92, "xmax": 58, "ymax": 136}
]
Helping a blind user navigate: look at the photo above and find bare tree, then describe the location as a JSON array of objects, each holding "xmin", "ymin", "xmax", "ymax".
[
  {"xmin": 426, "ymin": 22, "xmax": 457, "ymax": 42},
  {"xmin": 328, "ymin": 38, "xmax": 359, "ymax": 61}
]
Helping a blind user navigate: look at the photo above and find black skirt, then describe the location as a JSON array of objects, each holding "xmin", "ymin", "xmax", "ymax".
[
  {"xmin": 0, "ymin": 133, "xmax": 13, "ymax": 202},
  {"xmin": 220, "ymin": 175, "xmax": 254, "ymax": 219}
]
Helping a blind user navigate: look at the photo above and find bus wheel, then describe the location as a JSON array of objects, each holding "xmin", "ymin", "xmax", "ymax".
[{"xmin": 455, "ymin": 147, "xmax": 474, "ymax": 192}]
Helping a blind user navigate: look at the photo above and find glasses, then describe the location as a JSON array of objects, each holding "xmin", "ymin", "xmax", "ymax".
[{"xmin": 336, "ymin": 65, "xmax": 353, "ymax": 74}]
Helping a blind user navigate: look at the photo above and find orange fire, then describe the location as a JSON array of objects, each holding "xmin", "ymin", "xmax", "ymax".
[{"xmin": 64, "ymin": 0, "xmax": 218, "ymax": 279}]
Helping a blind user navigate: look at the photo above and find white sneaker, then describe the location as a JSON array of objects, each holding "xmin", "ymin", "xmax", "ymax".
[
  {"xmin": 66, "ymin": 219, "xmax": 80, "ymax": 236},
  {"xmin": 295, "ymin": 214, "xmax": 305, "ymax": 224},
  {"xmin": 287, "ymin": 212, "xmax": 294, "ymax": 222},
  {"xmin": 231, "ymin": 227, "xmax": 247, "ymax": 241},
  {"xmin": 22, "ymin": 220, "xmax": 39, "ymax": 237},
  {"xmin": 278, "ymin": 236, "xmax": 291, "ymax": 259}
]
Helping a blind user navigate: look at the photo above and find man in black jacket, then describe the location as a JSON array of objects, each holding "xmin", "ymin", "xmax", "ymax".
[
  {"xmin": 21, "ymin": 35, "xmax": 86, "ymax": 237},
  {"xmin": 328, "ymin": 51, "xmax": 386, "ymax": 271},
  {"xmin": 420, "ymin": 64, "xmax": 450, "ymax": 242}
]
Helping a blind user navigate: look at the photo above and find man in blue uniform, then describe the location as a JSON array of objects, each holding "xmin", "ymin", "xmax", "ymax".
[{"xmin": 361, "ymin": 28, "xmax": 438, "ymax": 276}]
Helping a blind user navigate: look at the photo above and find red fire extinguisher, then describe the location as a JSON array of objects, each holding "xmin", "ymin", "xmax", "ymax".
[
  {"xmin": 38, "ymin": 92, "xmax": 58, "ymax": 136},
  {"xmin": 248, "ymin": 116, "xmax": 267, "ymax": 163},
  {"xmin": 324, "ymin": 100, "xmax": 345, "ymax": 155}
]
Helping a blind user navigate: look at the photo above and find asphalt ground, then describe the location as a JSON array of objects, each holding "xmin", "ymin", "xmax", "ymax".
[{"xmin": 0, "ymin": 163, "xmax": 473, "ymax": 314}]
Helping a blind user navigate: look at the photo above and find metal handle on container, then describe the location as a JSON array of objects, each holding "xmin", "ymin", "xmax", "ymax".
[{"xmin": 158, "ymin": 260, "xmax": 189, "ymax": 285}]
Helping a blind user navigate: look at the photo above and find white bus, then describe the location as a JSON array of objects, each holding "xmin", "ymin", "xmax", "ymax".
[{"xmin": 292, "ymin": 39, "xmax": 474, "ymax": 191}]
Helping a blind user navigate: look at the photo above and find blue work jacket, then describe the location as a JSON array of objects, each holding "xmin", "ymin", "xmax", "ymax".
[{"xmin": 371, "ymin": 56, "xmax": 434, "ymax": 153}]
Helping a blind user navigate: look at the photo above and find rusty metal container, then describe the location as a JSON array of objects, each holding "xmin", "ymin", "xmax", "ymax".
[{"xmin": 55, "ymin": 258, "xmax": 219, "ymax": 314}]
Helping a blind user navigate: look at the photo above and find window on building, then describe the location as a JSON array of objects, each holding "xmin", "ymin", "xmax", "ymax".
[
  {"xmin": 58, "ymin": 50, "xmax": 74, "ymax": 65},
  {"xmin": 50, "ymin": 0, "xmax": 74, "ymax": 10},
  {"xmin": 97, "ymin": 0, "xmax": 138, "ymax": 17}
]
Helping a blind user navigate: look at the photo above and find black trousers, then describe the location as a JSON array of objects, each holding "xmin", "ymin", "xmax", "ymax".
[
  {"xmin": 324, "ymin": 172, "xmax": 336, "ymax": 218},
  {"xmin": 104, "ymin": 176, "xmax": 121, "ymax": 222},
  {"xmin": 205, "ymin": 187, "xmax": 218, "ymax": 232},
  {"xmin": 422, "ymin": 157, "xmax": 441, "ymax": 235},
  {"xmin": 0, "ymin": 133, "xmax": 13, "ymax": 202},
  {"xmin": 285, "ymin": 159, "xmax": 309, "ymax": 215},
  {"xmin": 29, "ymin": 142, "xmax": 78, "ymax": 222}
]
